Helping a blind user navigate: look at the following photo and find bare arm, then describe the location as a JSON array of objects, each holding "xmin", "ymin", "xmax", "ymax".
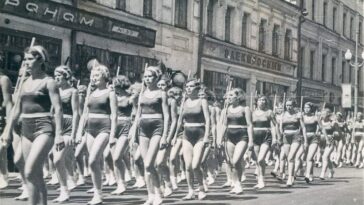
[
  {"xmin": 299, "ymin": 113, "xmax": 307, "ymax": 145},
  {"xmin": 109, "ymin": 91, "xmax": 118, "ymax": 139},
  {"xmin": 47, "ymin": 79, "xmax": 63, "ymax": 143},
  {"xmin": 167, "ymin": 99, "xmax": 178, "ymax": 143},
  {"xmin": 161, "ymin": 91, "xmax": 170, "ymax": 139},
  {"xmin": 70, "ymin": 89, "xmax": 80, "ymax": 139},
  {"xmin": 1, "ymin": 76, "xmax": 13, "ymax": 121},
  {"xmin": 201, "ymin": 99, "xmax": 210, "ymax": 141},
  {"xmin": 245, "ymin": 106, "xmax": 254, "ymax": 146}
]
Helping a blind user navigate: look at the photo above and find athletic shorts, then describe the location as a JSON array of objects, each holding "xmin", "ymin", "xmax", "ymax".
[
  {"xmin": 86, "ymin": 117, "xmax": 111, "ymax": 137},
  {"xmin": 306, "ymin": 133, "xmax": 319, "ymax": 144},
  {"xmin": 116, "ymin": 119, "xmax": 131, "ymax": 138},
  {"xmin": 22, "ymin": 116, "xmax": 54, "ymax": 142},
  {"xmin": 62, "ymin": 117, "xmax": 73, "ymax": 136},
  {"xmin": 226, "ymin": 128, "xmax": 248, "ymax": 145},
  {"xmin": 282, "ymin": 130, "xmax": 301, "ymax": 145},
  {"xmin": 139, "ymin": 118, "xmax": 163, "ymax": 138},
  {"xmin": 253, "ymin": 129, "xmax": 272, "ymax": 146},
  {"xmin": 184, "ymin": 126, "xmax": 205, "ymax": 146}
]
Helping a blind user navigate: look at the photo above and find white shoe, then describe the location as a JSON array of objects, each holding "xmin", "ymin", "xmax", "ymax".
[
  {"xmin": 203, "ymin": 179, "xmax": 209, "ymax": 192},
  {"xmin": 87, "ymin": 194, "xmax": 102, "ymax": 205},
  {"xmin": 47, "ymin": 173, "xmax": 59, "ymax": 185},
  {"xmin": 182, "ymin": 190, "xmax": 195, "ymax": 200},
  {"xmin": 52, "ymin": 191, "xmax": 70, "ymax": 203},
  {"xmin": 14, "ymin": 188, "xmax": 29, "ymax": 201},
  {"xmin": 108, "ymin": 174, "xmax": 116, "ymax": 186},
  {"xmin": 163, "ymin": 186, "xmax": 173, "ymax": 197},
  {"xmin": 328, "ymin": 170, "xmax": 335, "ymax": 178},
  {"xmin": 170, "ymin": 176, "xmax": 178, "ymax": 190},
  {"xmin": 198, "ymin": 191, "xmax": 207, "ymax": 200},
  {"xmin": 240, "ymin": 174, "xmax": 247, "ymax": 182},
  {"xmin": 77, "ymin": 176, "xmax": 85, "ymax": 186},
  {"xmin": 143, "ymin": 194, "xmax": 154, "ymax": 205},
  {"xmin": 153, "ymin": 194, "xmax": 163, "ymax": 205},
  {"xmin": 222, "ymin": 181, "xmax": 232, "ymax": 188},
  {"xmin": 67, "ymin": 178, "xmax": 77, "ymax": 191},
  {"xmin": 86, "ymin": 188, "xmax": 95, "ymax": 193},
  {"xmin": 338, "ymin": 162, "xmax": 343, "ymax": 168},
  {"xmin": 111, "ymin": 183, "xmax": 126, "ymax": 195},
  {"xmin": 125, "ymin": 172, "xmax": 132, "ymax": 183},
  {"xmin": 230, "ymin": 184, "xmax": 243, "ymax": 194},
  {"xmin": 207, "ymin": 176, "xmax": 215, "ymax": 185},
  {"xmin": 0, "ymin": 177, "xmax": 8, "ymax": 189}
]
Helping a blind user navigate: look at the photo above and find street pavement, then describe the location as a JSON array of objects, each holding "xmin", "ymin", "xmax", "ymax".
[{"xmin": 0, "ymin": 165, "xmax": 363, "ymax": 205}]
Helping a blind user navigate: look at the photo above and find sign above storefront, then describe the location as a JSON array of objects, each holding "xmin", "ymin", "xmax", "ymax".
[
  {"xmin": 203, "ymin": 38, "xmax": 296, "ymax": 77},
  {"xmin": 302, "ymin": 87, "xmax": 324, "ymax": 101},
  {"xmin": 0, "ymin": 0, "xmax": 156, "ymax": 47}
]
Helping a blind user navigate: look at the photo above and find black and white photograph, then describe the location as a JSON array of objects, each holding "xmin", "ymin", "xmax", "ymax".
[{"xmin": 0, "ymin": 0, "xmax": 363, "ymax": 204}]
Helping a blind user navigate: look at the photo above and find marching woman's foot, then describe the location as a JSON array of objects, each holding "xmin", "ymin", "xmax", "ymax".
[
  {"xmin": 253, "ymin": 181, "xmax": 265, "ymax": 189},
  {"xmin": 170, "ymin": 176, "xmax": 178, "ymax": 190},
  {"xmin": 143, "ymin": 194, "xmax": 154, "ymax": 205},
  {"xmin": 304, "ymin": 175, "xmax": 313, "ymax": 184},
  {"xmin": 77, "ymin": 176, "xmax": 85, "ymax": 186},
  {"xmin": 198, "ymin": 191, "xmax": 207, "ymax": 200},
  {"xmin": 67, "ymin": 178, "xmax": 77, "ymax": 191},
  {"xmin": 153, "ymin": 194, "xmax": 163, "ymax": 205},
  {"xmin": 0, "ymin": 176, "xmax": 8, "ymax": 189},
  {"xmin": 328, "ymin": 170, "xmax": 335, "ymax": 178},
  {"xmin": 14, "ymin": 188, "xmax": 29, "ymax": 201},
  {"xmin": 286, "ymin": 176, "xmax": 293, "ymax": 188},
  {"xmin": 230, "ymin": 183, "xmax": 243, "ymax": 194},
  {"xmin": 163, "ymin": 186, "xmax": 173, "ymax": 197},
  {"xmin": 87, "ymin": 190, "xmax": 103, "ymax": 205},
  {"xmin": 132, "ymin": 177, "xmax": 145, "ymax": 188},
  {"xmin": 53, "ymin": 188, "xmax": 70, "ymax": 203},
  {"xmin": 221, "ymin": 181, "xmax": 232, "ymax": 188},
  {"xmin": 86, "ymin": 188, "xmax": 95, "ymax": 193},
  {"xmin": 270, "ymin": 171, "xmax": 277, "ymax": 178},
  {"xmin": 203, "ymin": 179, "xmax": 209, "ymax": 192},
  {"xmin": 338, "ymin": 162, "xmax": 343, "ymax": 168},
  {"xmin": 108, "ymin": 174, "xmax": 116, "ymax": 186},
  {"xmin": 47, "ymin": 173, "xmax": 59, "ymax": 185},
  {"xmin": 240, "ymin": 174, "xmax": 247, "ymax": 182},
  {"xmin": 359, "ymin": 162, "xmax": 364, "ymax": 169},
  {"xmin": 111, "ymin": 183, "xmax": 126, "ymax": 195},
  {"xmin": 182, "ymin": 190, "xmax": 195, "ymax": 200}
]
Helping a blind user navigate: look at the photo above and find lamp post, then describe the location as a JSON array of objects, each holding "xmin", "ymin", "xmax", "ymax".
[{"xmin": 344, "ymin": 31, "xmax": 364, "ymax": 117}]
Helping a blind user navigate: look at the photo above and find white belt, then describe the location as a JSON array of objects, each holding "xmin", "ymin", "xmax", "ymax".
[
  {"xmin": 284, "ymin": 130, "xmax": 300, "ymax": 134},
  {"xmin": 355, "ymin": 132, "xmax": 364, "ymax": 135},
  {"xmin": 253, "ymin": 127, "xmax": 270, "ymax": 131},
  {"xmin": 141, "ymin": 114, "xmax": 163, "ymax": 119},
  {"xmin": 63, "ymin": 114, "xmax": 73, "ymax": 119},
  {"xmin": 228, "ymin": 125, "xmax": 247, "ymax": 129},
  {"xmin": 184, "ymin": 122, "xmax": 205, "ymax": 127},
  {"xmin": 21, "ymin": 112, "xmax": 52, "ymax": 118},
  {"xmin": 118, "ymin": 116, "xmax": 131, "ymax": 120},
  {"xmin": 88, "ymin": 113, "xmax": 110, "ymax": 118}
]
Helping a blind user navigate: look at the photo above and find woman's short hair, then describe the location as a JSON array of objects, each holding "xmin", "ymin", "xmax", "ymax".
[
  {"xmin": 113, "ymin": 75, "xmax": 131, "ymax": 90},
  {"xmin": 24, "ymin": 45, "xmax": 49, "ymax": 63},
  {"xmin": 54, "ymin": 65, "xmax": 72, "ymax": 80},
  {"xmin": 304, "ymin": 102, "xmax": 315, "ymax": 113},
  {"xmin": 231, "ymin": 88, "xmax": 245, "ymax": 103},
  {"xmin": 91, "ymin": 64, "xmax": 110, "ymax": 81},
  {"xmin": 145, "ymin": 66, "xmax": 162, "ymax": 80}
]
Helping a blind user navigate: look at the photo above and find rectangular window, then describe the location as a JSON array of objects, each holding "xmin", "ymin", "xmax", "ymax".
[
  {"xmin": 225, "ymin": 7, "xmax": 232, "ymax": 42},
  {"xmin": 174, "ymin": 0, "xmax": 188, "ymax": 28},
  {"xmin": 311, "ymin": 0, "xmax": 315, "ymax": 21},
  {"xmin": 207, "ymin": 0, "xmax": 216, "ymax": 36},
  {"xmin": 343, "ymin": 13, "xmax": 347, "ymax": 36},
  {"xmin": 322, "ymin": 54, "xmax": 326, "ymax": 81},
  {"xmin": 259, "ymin": 19, "xmax": 267, "ymax": 52},
  {"xmin": 272, "ymin": 24, "xmax": 280, "ymax": 56},
  {"xmin": 116, "ymin": 0, "xmax": 126, "ymax": 11},
  {"xmin": 350, "ymin": 17, "xmax": 354, "ymax": 39},
  {"xmin": 333, "ymin": 7, "xmax": 337, "ymax": 31},
  {"xmin": 342, "ymin": 61, "xmax": 346, "ymax": 83},
  {"xmin": 310, "ymin": 50, "xmax": 315, "ymax": 79},
  {"xmin": 143, "ymin": 0, "xmax": 153, "ymax": 18},
  {"xmin": 331, "ymin": 57, "xmax": 336, "ymax": 84},
  {"xmin": 323, "ymin": 2, "xmax": 327, "ymax": 26},
  {"xmin": 284, "ymin": 29, "xmax": 292, "ymax": 60},
  {"xmin": 241, "ymin": 13, "xmax": 249, "ymax": 47}
]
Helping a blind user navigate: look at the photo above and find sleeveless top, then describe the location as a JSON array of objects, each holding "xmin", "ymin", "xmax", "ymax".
[
  {"xmin": 336, "ymin": 120, "xmax": 346, "ymax": 132},
  {"xmin": 21, "ymin": 77, "xmax": 52, "ymax": 114},
  {"xmin": 117, "ymin": 95, "xmax": 133, "ymax": 117},
  {"xmin": 252, "ymin": 110, "xmax": 271, "ymax": 128},
  {"xmin": 303, "ymin": 115, "xmax": 318, "ymax": 133},
  {"xmin": 354, "ymin": 120, "xmax": 364, "ymax": 132},
  {"xmin": 60, "ymin": 88, "xmax": 74, "ymax": 115},
  {"xmin": 88, "ymin": 90, "xmax": 111, "ymax": 114},
  {"xmin": 227, "ymin": 106, "xmax": 247, "ymax": 126},
  {"xmin": 282, "ymin": 112, "xmax": 300, "ymax": 131},
  {"xmin": 183, "ymin": 99, "xmax": 205, "ymax": 123},
  {"xmin": 140, "ymin": 91, "xmax": 163, "ymax": 114},
  {"xmin": 321, "ymin": 119, "xmax": 335, "ymax": 135}
]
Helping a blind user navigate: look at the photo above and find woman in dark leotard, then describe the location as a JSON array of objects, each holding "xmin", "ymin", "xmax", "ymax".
[
  {"xmin": 1, "ymin": 46, "xmax": 63, "ymax": 205},
  {"xmin": 81, "ymin": 65, "xmax": 117, "ymax": 205},
  {"xmin": 0, "ymin": 74, "xmax": 12, "ymax": 189},
  {"xmin": 302, "ymin": 102, "xmax": 320, "ymax": 183},
  {"xmin": 180, "ymin": 79, "xmax": 210, "ymax": 200},
  {"xmin": 252, "ymin": 95, "xmax": 277, "ymax": 189},
  {"xmin": 223, "ymin": 88, "xmax": 253, "ymax": 194},
  {"xmin": 138, "ymin": 66, "xmax": 169, "ymax": 205},
  {"xmin": 279, "ymin": 98, "xmax": 307, "ymax": 187},
  {"xmin": 110, "ymin": 75, "xmax": 136, "ymax": 195},
  {"xmin": 52, "ymin": 65, "xmax": 79, "ymax": 202},
  {"xmin": 319, "ymin": 107, "xmax": 337, "ymax": 179},
  {"xmin": 333, "ymin": 112, "xmax": 349, "ymax": 167}
]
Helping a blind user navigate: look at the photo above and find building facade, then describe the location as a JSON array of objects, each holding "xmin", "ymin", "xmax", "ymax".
[
  {"xmin": 300, "ymin": 0, "xmax": 364, "ymax": 111},
  {"xmin": 0, "ymin": 0, "xmax": 200, "ymax": 84},
  {"xmin": 200, "ymin": 0, "xmax": 300, "ymax": 104}
]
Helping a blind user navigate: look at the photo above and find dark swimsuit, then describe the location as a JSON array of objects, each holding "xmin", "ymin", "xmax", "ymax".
[
  {"xmin": 116, "ymin": 95, "xmax": 132, "ymax": 138},
  {"xmin": 183, "ymin": 99, "xmax": 205, "ymax": 146},
  {"xmin": 86, "ymin": 90, "xmax": 111, "ymax": 137},
  {"xmin": 20, "ymin": 77, "xmax": 54, "ymax": 142},
  {"xmin": 304, "ymin": 115, "xmax": 319, "ymax": 144},
  {"xmin": 253, "ymin": 111, "xmax": 272, "ymax": 146},
  {"xmin": 139, "ymin": 91, "xmax": 164, "ymax": 138},
  {"xmin": 281, "ymin": 112, "xmax": 301, "ymax": 144},
  {"xmin": 225, "ymin": 107, "xmax": 248, "ymax": 145},
  {"xmin": 60, "ymin": 88, "xmax": 74, "ymax": 136}
]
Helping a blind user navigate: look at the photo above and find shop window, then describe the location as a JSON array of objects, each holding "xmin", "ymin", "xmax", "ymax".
[
  {"xmin": 175, "ymin": 0, "xmax": 188, "ymax": 29},
  {"xmin": 225, "ymin": 7, "xmax": 233, "ymax": 42},
  {"xmin": 331, "ymin": 57, "xmax": 336, "ymax": 84},
  {"xmin": 310, "ymin": 50, "xmax": 315, "ymax": 79},
  {"xmin": 259, "ymin": 19, "xmax": 267, "ymax": 52},
  {"xmin": 116, "ymin": 0, "xmax": 126, "ymax": 11},
  {"xmin": 272, "ymin": 24, "xmax": 280, "ymax": 57},
  {"xmin": 256, "ymin": 81, "xmax": 288, "ymax": 107},
  {"xmin": 143, "ymin": 0, "xmax": 153, "ymax": 18},
  {"xmin": 75, "ymin": 45, "xmax": 157, "ymax": 84},
  {"xmin": 322, "ymin": 54, "xmax": 326, "ymax": 81},
  {"xmin": 207, "ymin": 0, "xmax": 217, "ymax": 36},
  {"xmin": 241, "ymin": 13, "xmax": 249, "ymax": 47},
  {"xmin": 284, "ymin": 29, "xmax": 292, "ymax": 60}
]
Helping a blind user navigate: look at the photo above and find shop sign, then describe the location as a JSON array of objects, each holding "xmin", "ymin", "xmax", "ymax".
[
  {"xmin": 341, "ymin": 84, "xmax": 352, "ymax": 108},
  {"xmin": 0, "ymin": 0, "xmax": 156, "ymax": 47},
  {"xmin": 302, "ymin": 87, "xmax": 324, "ymax": 101},
  {"xmin": 203, "ymin": 38, "xmax": 296, "ymax": 77}
]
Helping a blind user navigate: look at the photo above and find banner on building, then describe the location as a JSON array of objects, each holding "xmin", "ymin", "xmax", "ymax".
[{"xmin": 341, "ymin": 84, "xmax": 352, "ymax": 108}]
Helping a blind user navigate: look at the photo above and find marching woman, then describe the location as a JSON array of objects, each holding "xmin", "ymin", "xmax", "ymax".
[
  {"xmin": 302, "ymin": 102, "xmax": 320, "ymax": 183},
  {"xmin": 1, "ymin": 45, "xmax": 63, "ymax": 205},
  {"xmin": 110, "ymin": 75, "xmax": 137, "ymax": 195},
  {"xmin": 271, "ymin": 103, "xmax": 283, "ymax": 178},
  {"xmin": 52, "ymin": 65, "xmax": 79, "ymax": 202},
  {"xmin": 0, "ymin": 73, "xmax": 13, "ymax": 189},
  {"xmin": 319, "ymin": 107, "xmax": 337, "ymax": 179},
  {"xmin": 223, "ymin": 88, "xmax": 253, "ymax": 194},
  {"xmin": 352, "ymin": 112, "xmax": 364, "ymax": 168},
  {"xmin": 333, "ymin": 112, "xmax": 349, "ymax": 168},
  {"xmin": 137, "ymin": 66, "xmax": 169, "ymax": 205},
  {"xmin": 180, "ymin": 78, "xmax": 210, "ymax": 200},
  {"xmin": 78, "ymin": 65, "xmax": 117, "ymax": 205},
  {"xmin": 252, "ymin": 95, "xmax": 277, "ymax": 189},
  {"xmin": 279, "ymin": 98, "xmax": 307, "ymax": 187}
]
